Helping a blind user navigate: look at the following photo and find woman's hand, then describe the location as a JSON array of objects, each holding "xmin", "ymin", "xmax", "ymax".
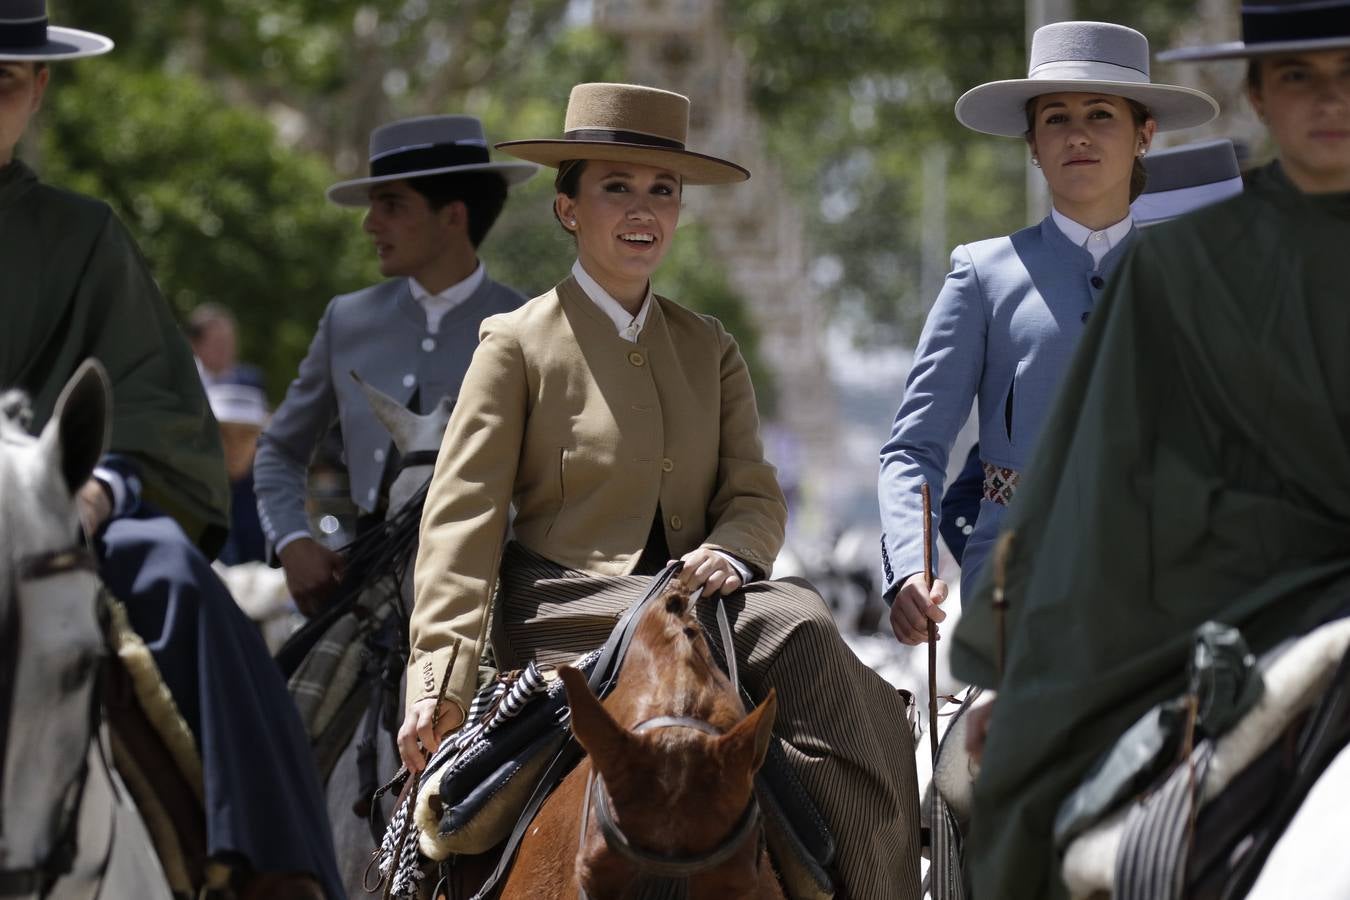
[
  {"xmin": 890, "ymin": 571, "xmax": 948, "ymax": 645},
  {"xmin": 397, "ymin": 697, "xmax": 465, "ymax": 773},
  {"xmin": 673, "ymin": 546, "xmax": 745, "ymax": 597}
]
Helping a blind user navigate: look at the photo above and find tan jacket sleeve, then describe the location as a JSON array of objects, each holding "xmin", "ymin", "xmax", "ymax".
[
  {"xmin": 408, "ymin": 317, "xmax": 527, "ymax": 717},
  {"xmin": 702, "ymin": 321, "xmax": 787, "ymax": 576}
]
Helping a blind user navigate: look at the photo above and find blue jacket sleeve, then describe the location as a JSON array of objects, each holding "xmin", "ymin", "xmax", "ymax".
[{"xmin": 878, "ymin": 245, "xmax": 987, "ymax": 597}]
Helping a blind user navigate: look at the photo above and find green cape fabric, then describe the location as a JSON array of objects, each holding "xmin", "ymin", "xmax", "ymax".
[
  {"xmin": 1, "ymin": 160, "xmax": 228, "ymax": 552},
  {"xmin": 950, "ymin": 163, "xmax": 1350, "ymax": 899}
]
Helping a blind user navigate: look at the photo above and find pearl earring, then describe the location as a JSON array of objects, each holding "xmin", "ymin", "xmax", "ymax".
[
  {"xmin": 1031, "ymin": 157, "xmax": 1041, "ymax": 168},
  {"xmin": 569, "ymin": 219, "xmax": 577, "ymax": 227}
]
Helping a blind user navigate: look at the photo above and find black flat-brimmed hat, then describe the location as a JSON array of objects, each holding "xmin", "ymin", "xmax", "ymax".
[
  {"xmin": 1131, "ymin": 138, "xmax": 1245, "ymax": 226},
  {"xmin": 1159, "ymin": 0, "xmax": 1350, "ymax": 62},
  {"xmin": 0, "ymin": 0, "xmax": 111, "ymax": 61},
  {"xmin": 326, "ymin": 115, "xmax": 538, "ymax": 207},
  {"xmin": 956, "ymin": 21, "xmax": 1219, "ymax": 137},
  {"xmin": 495, "ymin": 82, "xmax": 750, "ymax": 185}
]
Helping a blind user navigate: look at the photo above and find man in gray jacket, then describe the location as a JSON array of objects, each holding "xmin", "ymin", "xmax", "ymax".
[{"xmin": 255, "ymin": 115, "xmax": 536, "ymax": 615}]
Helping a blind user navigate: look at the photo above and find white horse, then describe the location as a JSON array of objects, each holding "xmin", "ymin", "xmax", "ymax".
[
  {"xmin": 318, "ymin": 375, "xmax": 452, "ymax": 899},
  {"xmin": 0, "ymin": 361, "xmax": 172, "ymax": 900}
]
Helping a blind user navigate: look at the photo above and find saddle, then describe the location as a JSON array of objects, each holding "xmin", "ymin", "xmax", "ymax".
[
  {"xmin": 1058, "ymin": 615, "xmax": 1350, "ymax": 900},
  {"xmin": 374, "ymin": 564, "xmax": 837, "ymax": 900}
]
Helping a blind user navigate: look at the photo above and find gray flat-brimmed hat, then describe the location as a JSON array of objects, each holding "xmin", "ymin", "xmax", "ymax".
[
  {"xmin": 956, "ymin": 21, "xmax": 1219, "ymax": 137},
  {"xmin": 326, "ymin": 115, "xmax": 538, "ymax": 207},
  {"xmin": 0, "ymin": 0, "xmax": 112, "ymax": 60},
  {"xmin": 495, "ymin": 83, "xmax": 750, "ymax": 185},
  {"xmin": 1158, "ymin": 0, "xmax": 1350, "ymax": 62},
  {"xmin": 1131, "ymin": 138, "xmax": 1245, "ymax": 226}
]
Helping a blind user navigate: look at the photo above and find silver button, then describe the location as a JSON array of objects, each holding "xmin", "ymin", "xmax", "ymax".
[
  {"xmin": 374, "ymin": 448, "xmax": 386, "ymax": 463},
  {"xmin": 422, "ymin": 338, "xmax": 436, "ymax": 352},
  {"xmin": 402, "ymin": 374, "xmax": 415, "ymax": 388},
  {"xmin": 367, "ymin": 487, "xmax": 377, "ymax": 502}
]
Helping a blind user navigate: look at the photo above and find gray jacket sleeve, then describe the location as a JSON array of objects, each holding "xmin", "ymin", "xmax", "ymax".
[{"xmin": 254, "ymin": 300, "xmax": 339, "ymax": 553}]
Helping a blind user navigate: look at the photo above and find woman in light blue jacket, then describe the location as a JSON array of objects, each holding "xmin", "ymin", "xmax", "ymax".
[{"xmin": 878, "ymin": 21, "xmax": 1217, "ymax": 645}]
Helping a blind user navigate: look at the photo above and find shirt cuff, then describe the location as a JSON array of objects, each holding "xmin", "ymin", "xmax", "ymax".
[
  {"xmin": 710, "ymin": 549, "xmax": 755, "ymax": 584},
  {"xmin": 93, "ymin": 458, "xmax": 143, "ymax": 520},
  {"xmin": 275, "ymin": 530, "xmax": 314, "ymax": 555}
]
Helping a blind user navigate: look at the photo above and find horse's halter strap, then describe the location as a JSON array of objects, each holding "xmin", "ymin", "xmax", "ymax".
[
  {"xmin": 394, "ymin": 450, "xmax": 440, "ymax": 474},
  {"xmin": 0, "ymin": 544, "xmax": 101, "ymax": 897},
  {"xmin": 581, "ymin": 716, "xmax": 763, "ymax": 886}
]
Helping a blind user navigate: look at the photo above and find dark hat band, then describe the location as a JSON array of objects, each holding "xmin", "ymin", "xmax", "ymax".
[
  {"xmin": 1243, "ymin": 1, "xmax": 1350, "ymax": 46},
  {"xmin": 0, "ymin": 17, "xmax": 47, "ymax": 48},
  {"xmin": 564, "ymin": 128, "xmax": 685, "ymax": 150},
  {"xmin": 369, "ymin": 143, "xmax": 490, "ymax": 178}
]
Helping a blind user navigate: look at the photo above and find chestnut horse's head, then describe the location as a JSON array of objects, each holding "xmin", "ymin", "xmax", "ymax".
[{"xmin": 558, "ymin": 583, "xmax": 778, "ymax": 899}]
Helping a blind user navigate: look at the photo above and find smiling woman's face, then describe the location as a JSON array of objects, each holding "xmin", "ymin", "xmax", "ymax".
[
  {"xmin": 1027, "ymin": 92, "xmax": 1153, "ymax": 219},
  {"xmin": 556, "ymin": 161, "xmax": 682, "ymax": 305}
]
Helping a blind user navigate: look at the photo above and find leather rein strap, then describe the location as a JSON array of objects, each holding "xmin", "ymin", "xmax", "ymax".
[{"xmin": 0, "ymin": 544, "xmax": 101, "ymax": 897}]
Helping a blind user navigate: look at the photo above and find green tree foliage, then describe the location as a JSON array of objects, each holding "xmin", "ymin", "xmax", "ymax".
[{"xmin": 38, "ymin": 60, "xmax": 373, "ymax": 397}]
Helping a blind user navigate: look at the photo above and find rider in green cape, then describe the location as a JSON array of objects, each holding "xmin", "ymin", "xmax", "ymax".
[{"xmin": 951, "ymin": 4, "xmax": 1350, "ymax": 897}]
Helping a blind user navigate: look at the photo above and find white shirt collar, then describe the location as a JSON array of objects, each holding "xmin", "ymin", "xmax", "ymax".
[
  {"xmin": 1051, "ymin": 208, "xmax": 1134, "ymax": 268},
  {"xmin": 409, "ymin": 261, "xmax": 486, "ymax": 333},
  {"xmin": 571, "ymin": 260, "xmax": 652, "ymax": 342}
]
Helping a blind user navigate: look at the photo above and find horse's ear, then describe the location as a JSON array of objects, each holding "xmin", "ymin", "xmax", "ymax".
[
  {"xmin": 42, "ymin": 360, "xmax": 112, "ymax": 496},
  {"xmin": 559, "ymin": 665, "xmax": 632, "ymax": 767},
  {"xmin": 718, "ymin": 689, "xmax": 777, "ymax": 774},
  {"xmin": 350, "ymin": 370, "xmax": 420, "ymax": 451}
]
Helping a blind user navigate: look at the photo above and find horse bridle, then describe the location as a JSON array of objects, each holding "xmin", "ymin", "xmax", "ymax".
[
  {"xmin": 0, "ymin": 544, "xmax": 102, "ymax": 898},
  {"xmin": 575, "ymin": 595, "xmax": 761, "ymax": 898}
]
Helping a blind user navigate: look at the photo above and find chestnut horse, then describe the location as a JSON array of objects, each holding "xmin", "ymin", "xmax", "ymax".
[{"xmin": 498, "ymin": 583, "xmax": 785, "ymax": 900}]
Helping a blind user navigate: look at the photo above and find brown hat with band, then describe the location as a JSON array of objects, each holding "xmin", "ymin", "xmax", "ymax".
[{"xmin": 495, "ymin": 82, "xmax": 749, "ymax": 185}]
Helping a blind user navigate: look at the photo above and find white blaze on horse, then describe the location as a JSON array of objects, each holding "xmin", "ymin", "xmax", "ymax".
[{"xmin": 0, "ymin": 361, "xmax": 172, "ymax": 900}]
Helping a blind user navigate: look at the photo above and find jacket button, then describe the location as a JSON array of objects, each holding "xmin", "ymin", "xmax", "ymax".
[
  {"xmin": 422, "ymin": 338, "xmax": 436, "ymax": 352},
  {"xmin": 661, "ymin": 458, "xmax": 674, "ymax": 472},
  {"xmin": 374, "ymin": 448, "xmax": 386, "ymax": 463},
  {"xmin": 669, "ymin": 515, "xmax": 683, "ymax": 530},
  {"xmin": 1090, "ymin": 275, "xmax": 1105, "ymax": 289},
  {"xmin": 1080, "ymin": 311, "xmax": 1091, "ymax": 323},
  {"xmin": 628, "ymin": 351, "xmax": 645, "ymax": 367},
  {"xmin": 403, "ymin": 374, "xmax": 416, "ymax": 388}
]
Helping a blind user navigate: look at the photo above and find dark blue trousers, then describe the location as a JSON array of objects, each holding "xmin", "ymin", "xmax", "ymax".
[{"xmin": 97, "ymin": 511, "xmax": 343, "ymax": 899}]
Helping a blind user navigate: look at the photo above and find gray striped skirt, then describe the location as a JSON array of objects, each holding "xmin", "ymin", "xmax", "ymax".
[{"xmin": 491, "ymin": 542, "xmax": 923, "ymax": 900}]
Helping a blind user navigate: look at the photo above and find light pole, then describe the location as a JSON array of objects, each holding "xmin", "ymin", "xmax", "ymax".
[{"xmin": 1026, "ymin": 0, "xmax": 1074, "ymax": 223}]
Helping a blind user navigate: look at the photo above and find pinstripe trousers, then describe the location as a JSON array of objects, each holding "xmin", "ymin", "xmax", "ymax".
[{"xmin": 491, "ymin": 543, "xmax": 923, "ymax": 900}]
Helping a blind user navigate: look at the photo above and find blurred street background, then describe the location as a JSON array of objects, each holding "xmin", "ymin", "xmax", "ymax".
[{"xmin": 27, "ymin": 0, "xmax": 1265, "ymax": 630}]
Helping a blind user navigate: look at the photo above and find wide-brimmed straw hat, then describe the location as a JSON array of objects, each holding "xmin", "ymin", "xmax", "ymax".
[
  {"xmin": 0, "ymin": 0, "xmax": 111, "ymax": 60},
  {"xmin": 1159, "ymin": 0, "xmax": 1350, "ymax": 62},
  {"xmin": 327, "ymin": 115, "xmax": 538, "ymax": 207},
  {"xmin": 495, "ymin": 83, "xmax": 749, "ymax": 185},
  {"xmin": 956, "ymin": 21, "xmax": 1219, "ymax": 137},
  {"xmin": 1131, "ymin": 138, "xmax": 1245, "ymax": 226}
]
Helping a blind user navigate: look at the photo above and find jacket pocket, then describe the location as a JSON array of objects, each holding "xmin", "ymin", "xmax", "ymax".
[
  {"xmin": 545, "ymin": 447, "xmax": 567, "ymax": 539},
  {"xmin": 1004, "ymin": 360, "xmax": 1028, "ymax": 446}
]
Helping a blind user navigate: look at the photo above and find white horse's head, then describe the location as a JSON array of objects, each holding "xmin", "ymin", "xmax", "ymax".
[
  {"xmin": 0, "ymin": 360, "xmax": 111, "ymax": 873},
  {"xmin": 349, "ymin": 371, "xmax": 452, "ymax": 518}
]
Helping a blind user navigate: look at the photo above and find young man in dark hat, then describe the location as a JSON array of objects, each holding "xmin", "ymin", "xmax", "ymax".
[
  {"xmin": 1, "ymin": 3, "xmax": 341, "ymax": 896},
  {"xmin": 254, "ymin": 115, "xmax": 536, "ymax": 615},
  {"xmin": 952, "ymin": 3, "xmax": 1350, "ymax": 897}
]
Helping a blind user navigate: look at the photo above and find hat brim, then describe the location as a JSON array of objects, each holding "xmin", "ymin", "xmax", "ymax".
[
  {"xmin": 1158, "ymin": 35, "xmax": 1350, "ymax": 62},
  {"xmin": 0, "ymin": 26, "xmax": 112, "ymax": 61},
  {"xmin": 326, "ymin": 161, "xmax": 540, "ymax": 207},
  {"xmin": 494, "ymin": 140, "xmax": 749, "ymax": 185},
  {"xmin": 954, "ymin": 79, "xmax": 1219, "ymax": 137}
]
